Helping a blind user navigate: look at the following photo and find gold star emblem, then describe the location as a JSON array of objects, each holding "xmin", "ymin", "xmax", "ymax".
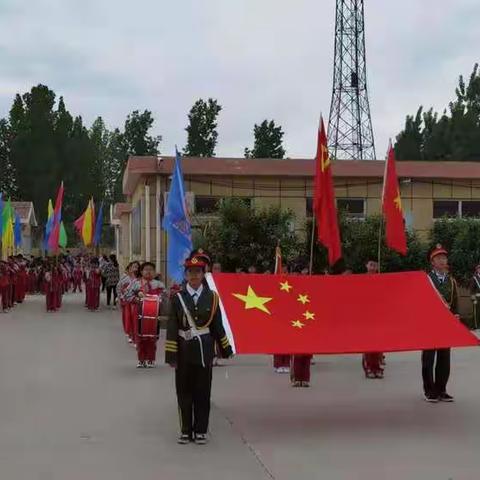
[
  {"xmin": 279, "ymin": 280, "xmax": 292, "ymax": 292},
  {"xmin": 292, "ymin": 320, "xmax": 305, "ymax": 329},
  {"xmin": 303, "ymin": 310, "xmax": 315, "ymax": 320},
  {"xmin": 394, "ymin": 189, "xmax": 402, "ymax": 210},
  {"xmin": 297, "ymin": 294, "xmax": 310, "ymax": 305},
  {"xmin": 233, "ymin": 286, "xmax": 272, "ymax": 314}
]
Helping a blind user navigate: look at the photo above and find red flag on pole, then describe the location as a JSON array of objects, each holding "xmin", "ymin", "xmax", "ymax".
[
  {"xmin": 48, "ymin": 182, "xmax": 64, "ymax": 252},
  {"xmin": 382, "ymin": 144, "xmax": 407, "ymax": 255},
  {"xmin": 313, "ymin": 117, "xmax": 342, "ymax": 266}
]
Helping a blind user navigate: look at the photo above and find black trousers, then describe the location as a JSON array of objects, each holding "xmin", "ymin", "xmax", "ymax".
[
  {"xmin": 101, "ymin": 276, "xmax": 106, "ymax": 292},
  {"xmin": 106, "ymin": 286, "xmax": 117, "ymax": 306},
  {"xmin": 175, "ymin": 362, "xmax": 213, "ymax": 436},
  {"xmin": 421, "ymin": 349, "xmax": 451, "ymax": 395}
]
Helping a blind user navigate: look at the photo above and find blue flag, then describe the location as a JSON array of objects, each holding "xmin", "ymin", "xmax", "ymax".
[
  {"xmin": 162, "ymin": 150, "xmax": 193, "ymax": 282},
  {"xmin": 93, "ymin": 201, "xmax": 104, "ymax": 247},
  {"xmin": 14, "ymin": 211, "xmax": 22, "ymax": 248}
]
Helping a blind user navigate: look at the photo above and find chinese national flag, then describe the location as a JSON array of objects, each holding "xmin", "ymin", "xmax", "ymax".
[
  {"xmin": 313, "ymin": 118, "xmax": 342, "ymax": 266},
  {"xmin": 383, "ymin": 144, "xmax": 407, "ymax": 255},
  {"xmin": 208, "ymin": 272, "xmax": 479, "ymax": 355}
]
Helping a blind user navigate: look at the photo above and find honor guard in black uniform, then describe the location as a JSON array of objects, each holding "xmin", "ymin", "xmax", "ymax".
[
  {"xmin": 422, "ymin": 244, "xmax": 459, "ymax": 403},
  {"xmin": 165, "ymin": 252, "xmax": 233, "ymax": 445},
  {"xmin": 469, "ymin": 264, "xmax": 480, "ymax": 329}
]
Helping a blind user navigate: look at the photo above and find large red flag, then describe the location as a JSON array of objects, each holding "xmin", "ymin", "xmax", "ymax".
[
  {"xmin": 383, "ymin": 144, "xmax": 407, "ymax": 255},
  {"xmin": 313, "ymin": 118, "xmax": 342, "ymax": 266},
  {"xmin": 48, "ymin": 182, "xmax": 64, "ymax": 251},
  {"xmin": 208, "ymin": 272, "xmax": 479, "ymax": 355}
]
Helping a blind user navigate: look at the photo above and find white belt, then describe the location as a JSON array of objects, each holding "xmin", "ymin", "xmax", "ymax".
[{"xmin": 178, "ymin": 329, "xmax": 210, "ymax": 341}]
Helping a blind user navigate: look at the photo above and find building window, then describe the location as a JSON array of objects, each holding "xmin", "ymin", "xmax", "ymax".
[
  {"xmin": 433, "ymin": 200, "xmax": 480, "ymax": 219},
  {"xmin": 337, "ymin": 198, "xmax": 366, "ymax": 218},
  {"xmin": 195, "ymin": 196, "xmax": 220, "ymax": 214},
  {"xmin": 461, "ymin": 200, "xmax": 480, "ymax": 218},
  {"xmin": 433, "ymin": 200, "xmax": 459, "ymax": 218}
]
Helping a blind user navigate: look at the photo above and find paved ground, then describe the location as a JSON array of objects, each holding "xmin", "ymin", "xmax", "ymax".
[{"xmin": 1, "ymin": 293, "xmax": 479, "ymax": 480}]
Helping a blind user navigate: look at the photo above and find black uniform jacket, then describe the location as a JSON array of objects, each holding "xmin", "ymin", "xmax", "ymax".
[{"xmin": 165, "ymin": 285, "xmax": 233, "ymax": 366}]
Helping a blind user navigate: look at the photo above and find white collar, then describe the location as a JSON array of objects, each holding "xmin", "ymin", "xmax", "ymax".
[{"xmin": 186, "ymin": 283, "xmax": 203, "ymax": 297}]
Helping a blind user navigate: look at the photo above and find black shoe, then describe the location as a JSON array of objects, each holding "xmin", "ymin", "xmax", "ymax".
[
  {"xmin": 439, "ymin": 392, "xmax": 454, "ymax": 402},
  {"xmin": 424, "ymin": 393, "xmax": 439, "ymax": 403},
  {"xmin": 177, "ymin": 434, "xmax": 190, "ymax": 445},
  {"xmin": 194, "ymin": 433, "xmax": 208, "ymax": 445}
]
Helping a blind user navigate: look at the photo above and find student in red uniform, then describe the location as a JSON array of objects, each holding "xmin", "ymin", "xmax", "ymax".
[
  {"xmin": 362, "ymin": 259, "xmax": 385, "ymax": 379},
  {"xmin": 125, "ymin": 262, "xmax": 165, "ymax": 368},
  {"xmin": 290, "ymin": 266, "xmax": 313, "ymax": 387},
  {"xmin": 44, "ymin": 265, "xmax": 57, "ymax": 312},
  {"xmin": 0, "ymin": 261, "xmax": 10, "ymax": 313},
  {"xmin": 85, "ymin": 258, "xmax": 102, "ymax": 311},
  {"xmin": 117, "ymin": 261, "xmax": 141, "ymax": 343},
  {"xmin": 72, "ymin": 262, "xmax": 83, "ymax": 293}
]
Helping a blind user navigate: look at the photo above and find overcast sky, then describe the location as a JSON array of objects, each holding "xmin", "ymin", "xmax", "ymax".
[{"xmin": 0, "ymin": 0, "xmax": 478, "ymax": 159}]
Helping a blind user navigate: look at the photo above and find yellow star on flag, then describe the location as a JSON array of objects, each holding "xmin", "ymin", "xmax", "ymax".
[
  {"xmin": 292, "ymin": 320, "xmax": 305, "ymax": 329},
  {"xmin": 233, "ymin": 286, "xmax": 272, "ymax": 314},
  {"xmin": 297, "ymin": 294, "xmax": 310, "ymax": 305},
  {"xmin": 394, "ymin": 190, "xmax": 402, "ymax": 210},
  {"xmin": 303, "ymin": 310, "xmax": 315, "ymax": 320},
  {"xmin": 279, "ymin": 280, "xmax": 292, "ymax": 292}
]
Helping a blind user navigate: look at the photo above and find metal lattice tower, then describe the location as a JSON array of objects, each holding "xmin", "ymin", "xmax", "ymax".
[{"xmin": 327, "ymin": 0, "xmax": 376, "ymax": 160}]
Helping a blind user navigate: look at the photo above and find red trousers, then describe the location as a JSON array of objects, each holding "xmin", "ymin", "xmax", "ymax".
[
  {"xmin": 362, "ymin": 353, "xmax": 384, "ymax": 374},
  {"xmin": 46, "ymin": 291, "xmax": 57, "ymax": 311},
  {"xmin": 137, "ymin": 337, "xmax": 158, "ymax": 362},
  {"xmin": 72, "ymin": 279, "xmax": 82, "ymax": 293},
  {"xmin": 291, "ymin": 355, "xmax": 312, "ymax": 382},
  {"xmin": 273, "ymin": 354, "xmax": 291, "ymax": 369},
  {"xmin": 121, "ymin": 303, "xmax": 134, "ymax": 338},
  {"xmin": 1, "ymin": 286, "xmax": 9, "ymax": 310},
  {"xmin": 87, "ymin": 286, "xmax": 100, "ymax": 311},
  {"xmin": 130, "ymin": 303, "xmax": 138, "ymax": 345}
]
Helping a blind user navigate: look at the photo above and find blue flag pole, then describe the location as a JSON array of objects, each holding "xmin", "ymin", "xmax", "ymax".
[{"xmin": 162, "ymin": 150, "xmax": 193, "ymax": 283}]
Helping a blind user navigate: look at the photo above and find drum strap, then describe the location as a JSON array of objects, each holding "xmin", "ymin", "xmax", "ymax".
[{"xmin": 177, "ymin": 293, "xmax": 209, "ymax": 368}]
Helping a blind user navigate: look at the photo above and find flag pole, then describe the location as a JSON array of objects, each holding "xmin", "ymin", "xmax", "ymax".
[
  {"xmin": 377, "ymin": 218, "xmax": 383, "ymax": 273},
  {"xmin": 309, "ymin": 215, "xmax": 316, "ymax": 275}
]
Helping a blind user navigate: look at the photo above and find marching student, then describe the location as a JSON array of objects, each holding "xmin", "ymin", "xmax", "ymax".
[
  {"xmin": 166, "ymin": 252, "xmax": 233, "ymax": 445},
  {"xmin": 85, "ymin": 258, "xmax": 102, "ymax": 311},
  {"xmin": 72, "ymin": 262, "xmax": 83, "ymax": 293},
  {"xmin": 117, "ymin": 261, "xmax": 141, "ymax": 344},
  {"xmin": 422, "ymin": 245, "xmax": 458, "ymax": 403},
  {"xmin": 469, "ymin": 263, "xmax": 480, "ymax": 329},
  {"xmin": 125, "ymin": 262, "xmax": 165, "ymax": 368},
  {"xmin": 362, "ymin": 259, "xmax": 385, "ymax": 379}
]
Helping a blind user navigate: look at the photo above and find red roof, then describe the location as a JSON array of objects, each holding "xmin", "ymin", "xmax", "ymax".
[{"xmin": 123, "ymin": 155, "xmax": 480, "ymax": 195}]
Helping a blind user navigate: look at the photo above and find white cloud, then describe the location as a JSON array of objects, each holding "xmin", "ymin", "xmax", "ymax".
[{"xmin": 0, "ymin": 0, "xmax": 478, "ymax": 158}]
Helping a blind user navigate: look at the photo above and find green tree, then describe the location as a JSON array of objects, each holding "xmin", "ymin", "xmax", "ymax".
[
  {"xmin": 196, "ymin": 198, "xmax": 300, "ymax": 272},
  {"xmin": 244, "ymin": 119, "xmax": 286, "ymax": 159},
  {"xmin": 123, "ymin": 110, "xmax": 160, "ymax": 156},
  {"xmin": 395, "ymin": 64, "xmax": 480, "ymax": 161},
  {"xmin": 0, "ymin": 119, "xmax": 17, "ymax": 197},
  {"xmin": 184, "ymin": 98, "xmax": 222, "ymax": 157}
]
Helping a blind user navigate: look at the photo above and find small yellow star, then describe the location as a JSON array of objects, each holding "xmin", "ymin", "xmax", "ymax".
[
  {"xmin": 279, "ymin": 280, "xmax": 292, "ymax": 292},
  {"xmin": 394, "ymin": 189, "xmax": 402, "ymax": 210},
  {"xmin": 291, "ymin": 320, "xmax": 305, "ymax": 329},
  {"xmin": 303, "ymin": 310, "xmax": 315, "ymax": 320},
  {"xmin": 233, "ymin": 286, "xmax": 272, "ymax": 314},
  {"xmin": 297, "ymin": 294, "xmax": 310, "ymax": 305}
]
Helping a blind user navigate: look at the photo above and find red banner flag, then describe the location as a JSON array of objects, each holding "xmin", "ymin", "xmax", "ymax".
[
  {"xmin": 383, "ymin": 144, "xmax": 407, "ymax": 255},
  {"xmin": 208, "ymin": 272, "xmax": 478, "ymax": 355},
  {"xmin": 313, "ymin": 118, "xmax": 342, "ymax": 266},
  {"xmin": 48, "ymin": 182, "xmax": 64, "ymax": 251}
]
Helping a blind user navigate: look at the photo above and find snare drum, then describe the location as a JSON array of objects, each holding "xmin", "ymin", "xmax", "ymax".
[{"xmin": 137, "ymin": 294, "xmax": 161, "ymax": 338}]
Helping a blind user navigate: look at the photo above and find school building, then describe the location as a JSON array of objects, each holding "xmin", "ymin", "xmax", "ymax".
[{"xmin": 112, "ymin": 155, "xmax": 480, "ymax": 278}]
